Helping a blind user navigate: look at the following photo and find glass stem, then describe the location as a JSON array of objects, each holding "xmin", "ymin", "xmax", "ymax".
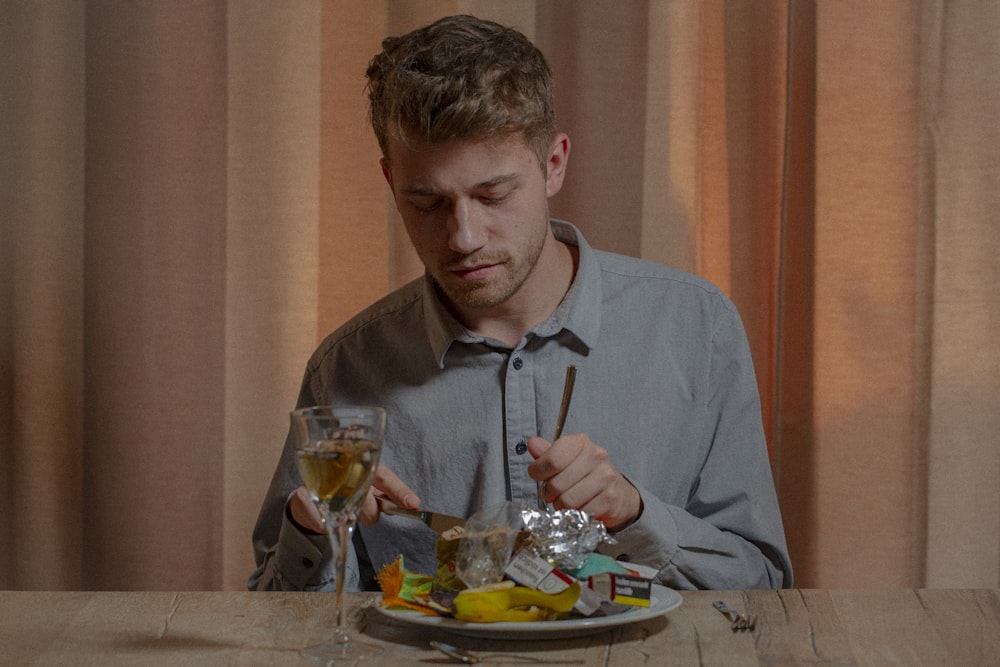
[{"xmin": 332, "ymin": 510, "xmax": 355, "ymax": 644}]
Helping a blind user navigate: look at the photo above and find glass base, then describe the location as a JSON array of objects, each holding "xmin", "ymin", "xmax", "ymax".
[{"xmin": 300, "ymin": 636, "xmax": 383, "ymax": 662}]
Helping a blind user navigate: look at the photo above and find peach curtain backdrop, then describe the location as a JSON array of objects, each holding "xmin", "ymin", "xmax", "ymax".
[{"xmin": 2, "ymin": 0, "xmax": 997, "ymax": 591}]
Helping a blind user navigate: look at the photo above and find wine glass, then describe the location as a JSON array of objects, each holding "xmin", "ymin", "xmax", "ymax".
[{"xmin": 291, "ymin": 405, "xmax": 385, "ymax": 661}]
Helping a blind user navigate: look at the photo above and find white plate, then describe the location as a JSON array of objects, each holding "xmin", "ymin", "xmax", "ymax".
[{"xmin": 375, "ymin": 584, "xmax": 681, "ymax": 640}]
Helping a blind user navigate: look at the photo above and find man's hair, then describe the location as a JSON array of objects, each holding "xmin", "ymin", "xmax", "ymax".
[{"xmin": 366, "ymin": 14, "xmax": 556, "ymax": 166}]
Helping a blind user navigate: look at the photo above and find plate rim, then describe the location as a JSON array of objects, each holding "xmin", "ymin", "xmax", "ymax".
[{"xmin": 375, "ymin": 583, "xmax": 681, "ymax": 638}]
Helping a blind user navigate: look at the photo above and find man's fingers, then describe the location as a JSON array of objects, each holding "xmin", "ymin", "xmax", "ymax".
[
  {"xmin": 524, "ymin": 433, "xmax": 642, "ymax": 528},
  {"xmin": 358, "ymin": 465, "xmax": 420, "ymax": 525},
  {"xmin": 358, "ymin": 491, "xmax": 381, "ymax": 525},
  {"xmin": 289, "ymin": 486, "xmax": 326, "ymax": 533},
  {"xmin": 295, "ymin": 463, "xmax": 422, "ymax": 528},
  {"xmin": 525, "ymin": 435, "xmax": 552, "ymax": 460},
  {"xmin": 372, "ymin": 465, "xmax": 421, "ymax": 509}
]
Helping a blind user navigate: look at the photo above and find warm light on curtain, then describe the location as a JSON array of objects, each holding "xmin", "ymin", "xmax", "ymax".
[{"xmin": 2, "ymin": 0, "xmax": 997, "ymax": 592}]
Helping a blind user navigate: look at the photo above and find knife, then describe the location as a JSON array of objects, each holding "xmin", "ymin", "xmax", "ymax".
[{"xmin": 377, "ymin": 498, "xmax": 466, "ymax": 534}]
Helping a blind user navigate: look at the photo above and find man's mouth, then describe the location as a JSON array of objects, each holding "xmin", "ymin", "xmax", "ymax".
[
  {"xmin": 450, "ymin": 264, "xmax": 496, "ymax": 281},
  {"xmin": 446, "ymin": 259, "xmax": 502, "ymax": 281}
]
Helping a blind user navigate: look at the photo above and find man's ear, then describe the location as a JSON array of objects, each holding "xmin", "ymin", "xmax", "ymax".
[{"xmin": 545, "ymin": 133, "xmax": 571, "ymax": 198}]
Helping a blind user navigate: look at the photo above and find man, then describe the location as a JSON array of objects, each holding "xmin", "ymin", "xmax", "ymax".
[{"xmin": 250, "ymin": 14, "xmax": 791, "ymax": 592}]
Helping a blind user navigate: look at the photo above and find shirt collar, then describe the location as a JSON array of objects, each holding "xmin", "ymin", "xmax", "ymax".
[{"xmin": 423, "ymin": 220, "xmax": 602, "ymax": 368}]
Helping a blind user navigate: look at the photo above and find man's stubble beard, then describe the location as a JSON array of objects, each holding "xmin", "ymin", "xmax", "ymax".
[{"xmin": 433, "ymin": 213, "xmax": 549, "ymax": 311}]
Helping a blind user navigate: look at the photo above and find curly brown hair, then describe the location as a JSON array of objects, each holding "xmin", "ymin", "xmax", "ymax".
[{"xmin": 365, "ymin": 15, "xmax": 556, "ymax": 167}]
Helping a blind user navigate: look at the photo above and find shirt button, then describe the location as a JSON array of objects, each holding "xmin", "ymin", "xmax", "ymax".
[
  {"xmin": 515, "ymin": 439, "xmax": 527, "ymax": 454},
  {"xmin": 512, "ymin": 357, "xmax": 523, "ymax": 370}
]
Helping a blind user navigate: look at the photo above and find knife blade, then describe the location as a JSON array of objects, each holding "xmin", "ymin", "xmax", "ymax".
[{"xmin": 377, "ymin": 498, "xmax": 466, "ymax": 534}]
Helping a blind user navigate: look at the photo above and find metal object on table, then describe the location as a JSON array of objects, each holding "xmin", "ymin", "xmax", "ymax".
[
  {"xmin": 431, "ymin": 641, "xmax": 481, "ymax": 664},
  {"xmin": 537, "ymin": 365, "xmax": 577, "ymax": 510},
  {"xmin": 430, "ymin": 640, "xmax": 548, "ymax": 664},
  {"xmin": 713, "ymin": 600, "xmax": 757, "ymax": 631},
  {"xmin": 377, "ymin": 498, "xmax": 465, "ymax": 534}
]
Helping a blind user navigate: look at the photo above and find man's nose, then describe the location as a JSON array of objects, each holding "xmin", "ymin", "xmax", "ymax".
[{"xmin": 447, "ymin": 200, "xmax": 486, "ymax": 254}]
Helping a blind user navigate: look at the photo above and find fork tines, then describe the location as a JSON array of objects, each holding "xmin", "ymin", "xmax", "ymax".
[{"xmin": 712, "ymin": 600, "xmax": 756, "ymax": 631}]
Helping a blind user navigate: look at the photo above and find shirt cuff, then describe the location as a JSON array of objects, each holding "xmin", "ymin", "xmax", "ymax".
[
  {"xmin": 597, "ymin": 484, "xmax": 678, "ymax": 574},
  {"xmin": 274, "ymin": 504, "xmax": 334, "ymax": 590}
]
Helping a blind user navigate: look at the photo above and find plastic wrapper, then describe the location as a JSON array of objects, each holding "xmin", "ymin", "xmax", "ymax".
[
  {"xmin": 435, "ymin": 527, "xmax": 466, "ymax": 590},
  {"xmin": 376, "ymin": 555, "xmax": 441, "ymax": 615},
  {"xmin": 521, "ymin": 507, "xmax": 614, "ymax": 570},
  {"xmin": 455, "ymin": 502, "xmax": 526, "ymax": 588}
]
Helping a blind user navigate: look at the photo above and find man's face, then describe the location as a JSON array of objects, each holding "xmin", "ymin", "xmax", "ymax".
[{"xmin": 381, "ymin": 133, "xmax": 567, "ymax": 314}]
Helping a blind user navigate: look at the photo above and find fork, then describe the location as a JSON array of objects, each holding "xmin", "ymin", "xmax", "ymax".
[
  {"xmin": 537, "ymin": 365, "xmax": 576, "ymax": 510},
  {"xmin": 713, "ymin": 600, "xmax": 757, "ymax": 631}
]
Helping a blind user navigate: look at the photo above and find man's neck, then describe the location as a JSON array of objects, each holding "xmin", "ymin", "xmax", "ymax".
[{"xmin": 457, "ymin": 237, "xmax": 578, "ymax": 348}]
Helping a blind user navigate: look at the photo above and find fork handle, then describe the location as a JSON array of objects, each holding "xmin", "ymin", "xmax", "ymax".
[
  {"xmin": 712, "ymin": 600, "xmax": 738, "ymax": 621},
  {"xmin": 713, "ymin": 600, "xmax": 732, "ymax": 612}
]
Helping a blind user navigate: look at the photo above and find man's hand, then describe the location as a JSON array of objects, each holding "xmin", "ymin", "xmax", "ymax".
[
  {"xmin": 288, "ymin": 465, "xmax": 421, "ymax": 533},
  {"xmin": 358, "ymin": 465, "xmax": 421, "ymax": 525},
  {"xmin": 288, "ymin": 486, "xmax": 325, "ymax": 534},
  {"xmin": 527, "ymin": 433, "xmax": 642, "ymax": 531}
]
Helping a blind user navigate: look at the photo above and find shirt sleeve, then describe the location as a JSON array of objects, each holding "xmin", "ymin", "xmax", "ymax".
[
  {"xmin": 248, "ymin": 501, "xmax": 332, "ymax": 591},
  {"xmin": 247, "ymin": 370, "xmax": 363, "ymax": 592},
  {"xmin": 598, "ymin": 480, "xmax": 789, "ymax": 590},
  {"xmin": 598, "ymin": 301, "xmax": 792, "ymax": 590}
]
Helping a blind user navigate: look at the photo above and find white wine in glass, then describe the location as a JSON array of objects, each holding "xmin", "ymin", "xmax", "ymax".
[{"xmin": 291, "ymin": 405, "xmax": 385, "ymax": 661}]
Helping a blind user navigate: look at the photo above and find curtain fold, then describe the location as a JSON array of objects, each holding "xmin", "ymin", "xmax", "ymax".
[
  {"xmin": 82, "ymin": 0, "xmax": 229, "ymax": 590},
  {"xmin": 223, "ymin": 0, "xmax": 324, "ymax": 595},
  {"xmin": 1, "ymin": 0, "xmax": 997, "ymax": 591},
  {"xmin": 801, "ymin": 0, "xmax": 927, "ymax": 588},
  {"xmin": 920, "ymin": 0, "xmax": 1000, "ymax": 587},
  {"xmin": 775, "ymin": 0, "xmax": 819, "ymax": 589},
  {"xmin": 1, "ymin": 0, "xmax": 86, "ymax": 591}
]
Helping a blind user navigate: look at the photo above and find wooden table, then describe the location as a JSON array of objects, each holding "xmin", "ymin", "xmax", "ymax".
[{"xmin": 2, "ymin": 589, "xmax": 998, "ymax": 665}]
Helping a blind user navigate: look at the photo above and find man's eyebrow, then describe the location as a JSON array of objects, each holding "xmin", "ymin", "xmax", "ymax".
[
  {"xmin": 401, "ymin": 173, "xmax": 520, "ymax": 197},
  {"xmin": 474, "ymin": 173, "xmax": 520, "ymax": 189},
  {"xmin": 400, "ymin": 186, "xmax": 440, "ymax": 197}
]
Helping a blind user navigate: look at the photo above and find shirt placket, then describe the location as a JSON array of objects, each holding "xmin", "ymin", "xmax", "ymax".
[{"xmin": 503, "ymin": 349, "xmax": 538, "ymax": 506}]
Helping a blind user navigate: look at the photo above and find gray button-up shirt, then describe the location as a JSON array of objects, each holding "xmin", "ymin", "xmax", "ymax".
[{"xmin": 250, "ymin": 221, "xmax": 792, "ymax": 592}]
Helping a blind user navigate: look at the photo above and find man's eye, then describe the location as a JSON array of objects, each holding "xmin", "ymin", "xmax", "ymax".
[
  {"xmin": 479, "ymin": 194, "xmax": 509, "ymax": 206},
  {"xmin": 411, "ymin": 200, "xmax": 442, "ymax": 213}
]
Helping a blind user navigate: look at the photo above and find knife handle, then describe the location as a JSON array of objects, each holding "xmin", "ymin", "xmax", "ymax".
[
  {"xmin": 387, "ymin": 506, "xmax": 426, "ymax": 522},
  {"xmin": 376, "ymin": 498, "xmax": 427, "ymax": 524}
]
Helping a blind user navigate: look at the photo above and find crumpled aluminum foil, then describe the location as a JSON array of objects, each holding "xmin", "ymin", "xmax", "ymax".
[{"xmin": 521, "ymin": 507, "xmax": 615, "ymax": 570}]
